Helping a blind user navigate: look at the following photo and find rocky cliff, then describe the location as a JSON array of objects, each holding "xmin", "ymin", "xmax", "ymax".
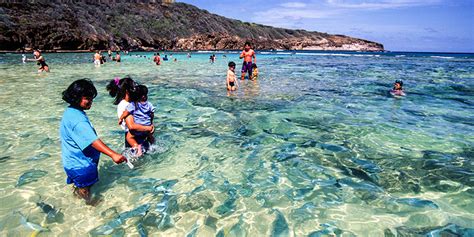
[{"xmin": 0, "ymin": 1, "xmax": 384, "ymax": 51}]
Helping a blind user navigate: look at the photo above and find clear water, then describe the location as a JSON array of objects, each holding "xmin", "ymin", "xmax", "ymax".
[{"xmin": 0, "ymin": 51, "xmax": 473, "ymax": 236}]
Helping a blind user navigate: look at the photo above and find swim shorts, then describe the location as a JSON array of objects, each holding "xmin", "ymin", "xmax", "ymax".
[
  {"xmin": 241, "ymin": 61, "xmax": 253, "ymax": 78},
  {"xmin": 64, "ymin": 164, "xmax": 99, "ymax": 188}
]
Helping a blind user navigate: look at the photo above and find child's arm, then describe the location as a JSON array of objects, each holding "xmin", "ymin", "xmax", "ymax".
[
  {"xmin": 252, "ymin": 52, "xmax": 257, "ymax": 64},
  {"xmin": 150, "ymin": 112, "xmax": 154, "ymax": 125},
  {"xmin": 119, "ymin": 110, "xmax": 131, "ymax": 125},
  {"xmin": 91, "ymin": 139, "xmax": 125, "ymax": 164},
  {"xmin": 125, "ymin": 116, "xmax": 154, "ymax": 132}
]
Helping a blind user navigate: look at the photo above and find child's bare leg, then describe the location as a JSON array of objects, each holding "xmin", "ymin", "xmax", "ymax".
[
  {"xmin": 126, "ymin": 132, "xmax": 142, "ymax": 156},
  {"xmin": 241, "ymin": 73, "xmax": 245, "ymax": 80}
]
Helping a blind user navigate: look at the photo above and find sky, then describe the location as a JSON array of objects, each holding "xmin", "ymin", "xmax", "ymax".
[{"xmin": 179, "ymin": 0, "xmax": 474, "ymax": 52}]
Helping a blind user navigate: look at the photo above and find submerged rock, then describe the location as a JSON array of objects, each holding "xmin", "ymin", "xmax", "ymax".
[
  {"xmin": 271, "ymin": 210, "xmax": 289, "ymax": 237},
  {"xmin": 395, "ymin": 223, "xmax": 474, "ymax": 236}
]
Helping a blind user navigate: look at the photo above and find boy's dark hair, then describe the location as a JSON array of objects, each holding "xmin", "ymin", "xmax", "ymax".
[
  {"xmin": 252, "ymin": 63, "xmax": 257, "ymax": 68},
  {"xmin": 244, "ymin": 41, "xmax": 251, "ymax": 47},
  {"xmin": 131, "ymin": 85, "xmax": 148, "ymax": 102},
  {"xmin": 62, "ymin": 79, "xmax": 97, "ymax": 107},
  {"xmin": 106, "ymin": 76, "xmax": 137, "ymax": 105},
  {"xmin": 228, "ymin": 61, "xmax": 236, "ymax": 67}
]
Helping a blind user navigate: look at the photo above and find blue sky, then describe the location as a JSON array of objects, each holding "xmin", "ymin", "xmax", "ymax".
[{"xmin": 179, "ymin": 0, "xmax": 474, "ymax": 52}]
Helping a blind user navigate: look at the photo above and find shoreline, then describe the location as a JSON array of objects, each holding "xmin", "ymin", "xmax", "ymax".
[{"xmin": 2, "ymin": 50, "xmax": 473, "ymax": 55}]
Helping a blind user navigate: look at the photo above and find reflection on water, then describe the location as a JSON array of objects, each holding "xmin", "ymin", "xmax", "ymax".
[{"xmin": 0, "ymin": 51, "xmax": 473, "ymax": 236}]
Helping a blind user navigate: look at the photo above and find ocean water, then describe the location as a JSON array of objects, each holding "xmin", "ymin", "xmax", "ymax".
[{"xmin": 0, "ymin": 51, "xmax": 473, "ymax": 236}]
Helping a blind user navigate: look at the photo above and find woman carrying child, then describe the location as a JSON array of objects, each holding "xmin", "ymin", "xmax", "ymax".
[
  {"xmin": 118, "ymin": 85, "xmax": 155, "ymax": 156},
  {"xmin": 106, "ymin": 77, "xmax": 155, "ymax": 151}
]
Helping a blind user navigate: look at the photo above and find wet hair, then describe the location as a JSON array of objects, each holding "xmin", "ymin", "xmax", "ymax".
[
  {"xmin": 394, "ymin": 80, "xmax": 403, "ymax": 90},
  {"xmin": 130, "ymin": 85, "xmax": 148, "ymax": 102},
  {"xmin": 228, "ymin": 61, "xmax": 236, "ymax": 68},
  {"xmin": 244, "ymin": 41, "xmax": 251, "ymax": 47},
  {"xmin": 62, "ymin": 79, "xmax": 97, "ymax": 107},
  {"xmin": 252, "ymin": 63, "xmax": 257, "ymax": 68},
  {"xmin": 395, "ymin": 80, "xmax": 403, "ymax": 87},
  {"xmin": 106, "ymin": 76, "xmax": 137, "ymax": 105}
]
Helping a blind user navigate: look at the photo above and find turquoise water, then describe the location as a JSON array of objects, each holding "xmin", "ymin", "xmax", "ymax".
[{"xmin": 0, "ymin": 51, "xmax": 473, "ymax": 236}]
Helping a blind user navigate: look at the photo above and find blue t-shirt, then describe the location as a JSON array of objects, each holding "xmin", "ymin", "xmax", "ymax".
[
  {"xmin": 126, "ymin": 101, "xmax": 155, "ymax": 126},
  {"xmin": 60, "ymin": 107, "xmax": 100, "ymax": 170}
]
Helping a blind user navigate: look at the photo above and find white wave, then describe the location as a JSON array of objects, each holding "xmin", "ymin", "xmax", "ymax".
[{"xmin": 430, "ymin": 56, "xmax": 454, "ymax": 59}]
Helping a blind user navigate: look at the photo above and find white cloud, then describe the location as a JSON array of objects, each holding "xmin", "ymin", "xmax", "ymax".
[
  {"xmin": 280, "ymin": 2, "xmax": 307, "ymax": 8},
  {"xmin": 326, "ymin": 0, "xmax": 443, "ymax": 10}
]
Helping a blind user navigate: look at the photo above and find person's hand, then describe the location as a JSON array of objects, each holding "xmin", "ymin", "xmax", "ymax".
[
  {"xmin": 118, "ymin": 119, "xmax": 123, "ymax": 126},
  {"xmin": 111, "ymin": 153, "xmax": 126, "ymax": 164},
  {"xmin": 149, "ymin": 125, "xmax": 155, "ymax": 134}
]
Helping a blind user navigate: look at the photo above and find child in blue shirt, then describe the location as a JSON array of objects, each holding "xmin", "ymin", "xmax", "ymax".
[
  {"xmin": 60, "ymin": 79, "xmax": 126, "ymax": 204},
  {"xmin": 119, "ymin": 85, "xmax": 155, "ymax": 156}
]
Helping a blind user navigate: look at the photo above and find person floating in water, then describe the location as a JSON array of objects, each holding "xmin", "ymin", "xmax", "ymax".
[
  {"xmin": 60, "ymin": 79, "xmax": 126, "ymax": 204},
  {"xmin": 163, "ymin": 55, "xmax": 169, "ymax": 61},
  {"xmin": 239, "ymin": 41, "xmax": 256, "ymax": 80},
  {"xmin": 210, "ymin": 54, "xmax": 216, "ymax": 63},
  {"xmin": 27, "ymin": 50, "xmax": 49, "ymax": 72},
  {"xmin": 391, "ymin": 80, "xmax": 405, "ymax": 96},
  {"xmin": 108, "ymin": 49, "xmax": 112, "ymax": 59},
  {"xmin": 227, "ymin": 61, "xmax": 238, "ymax": 91},
  {"xmin": 118, "ymin": 85, "xmax": 155, "ymax": 157},
  {"xmin": 251, "ymin": 63, "xmax": 259, "ymax": 80},
  {"xmin": 153, "ymin": 53, "xmax": 161, "ymax": 65}
]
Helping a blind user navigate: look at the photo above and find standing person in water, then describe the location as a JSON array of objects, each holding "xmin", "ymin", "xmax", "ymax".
[
  {"xmin": 94, "ymin": 51, "xmax": 101, "ymax": 66},
  {"xmin": 60, "ymin": 79, "xmax": 126, "ymax": 204},
  {"xmin": 27, "ymin": 50, "xmax": 49, "ymax": 72},
  {"xmin": 239, "ymin": 42, "xmax": 256, "ymax": 80},
  {"xmin": 115, "ymin": 52, "xmax": 121, "ymax": 62},
  {"xmin": 153, "ymin": 53, "xmax": 161, "ymax": 65},
  {"xmin": 106, "ymin": 77, "xmax": 154, "ymax": 149},
  {"xmin": 118, "ymin": 85, "xmax": 155, "ymax": 157},
  {"xmin": 226, "ymin": 61, "xmax": 238, "ymax": 91}
]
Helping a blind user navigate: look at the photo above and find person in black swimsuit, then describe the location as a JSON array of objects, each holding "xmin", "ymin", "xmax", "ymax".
[{"xmin": 28, "ymin": 50, "xmax": 49, "ymax": 72}]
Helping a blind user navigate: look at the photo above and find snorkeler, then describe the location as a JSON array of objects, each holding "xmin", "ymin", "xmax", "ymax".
[
  {"xmin": 239, "ymin": 41, "xmax": 256, "ymax": 80},
  {"xmin": 390, "ymin": 80, "xmax": 406, "ymax": 96}
]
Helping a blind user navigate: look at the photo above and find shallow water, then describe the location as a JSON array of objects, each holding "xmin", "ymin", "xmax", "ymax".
[{"xmin": 0, "ymin": 51, "xmax": 473, "ymax": 236}]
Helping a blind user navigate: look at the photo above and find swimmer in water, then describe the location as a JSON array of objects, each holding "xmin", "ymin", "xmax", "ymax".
[
  {"xmin": 22, "ymin": 54, "xmax": 26, "ymax": 63},
  {"xmin": 391, "ymin": 80, "xmax": 405, "ymax": 96},
  {"xmin": 27, "ymin": 50, "xmax": 50, "ymax": 72},
  {"xmin": 239, "ymin": 41, "xmax": 256, "ymax": 80},
  {"xmin": 227, "ymin": 61, "xmax": 238, "ymax": 91},
  {"xmin": 251, "ymin": 63, "xmax": 259, "ymax": 80}
]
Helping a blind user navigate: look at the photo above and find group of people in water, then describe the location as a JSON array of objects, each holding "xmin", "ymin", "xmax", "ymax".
[
  {"xmin": 94, "ymin": 50, "xmax": 121, "ymax": 65},
  {"xmin": 60, "ymin": 76, "xmax": 156, "ymax": 203},
  {"xmin": 51, "ymin": 41, "xmax": 407, "ymax": 204}
]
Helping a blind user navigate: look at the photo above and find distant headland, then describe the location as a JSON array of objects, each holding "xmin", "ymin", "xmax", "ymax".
[{"xmin": 0, "ymin": 0, "xmax": 384, "ymax": 52}]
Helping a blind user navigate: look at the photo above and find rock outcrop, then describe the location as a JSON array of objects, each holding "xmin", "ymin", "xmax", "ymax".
[{"xmin": 0, "ymin": 1, "xmax": 384, "ymax": 51}]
